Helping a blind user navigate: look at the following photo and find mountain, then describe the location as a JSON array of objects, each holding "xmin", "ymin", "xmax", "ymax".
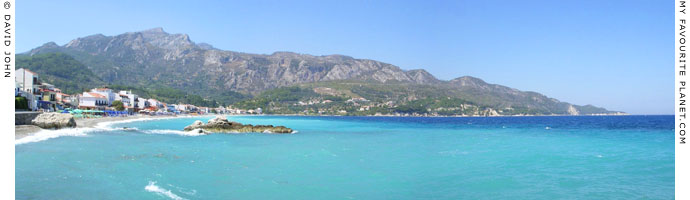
[
  {"xmin": 21, "ymin": 28, "xmax": 621, "ymax": 115},
  {"xmin": 16, "ymin": 53, "xmax": 105, "ymax": 94},
  {"xmin": 27, "ymin": 28, "xmax": 438, "ymax": 95}
]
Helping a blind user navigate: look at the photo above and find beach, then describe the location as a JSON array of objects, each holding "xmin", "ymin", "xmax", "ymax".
[{"xmin": 15, "ymin": 114, "xmax": 202, "ymax": 140}]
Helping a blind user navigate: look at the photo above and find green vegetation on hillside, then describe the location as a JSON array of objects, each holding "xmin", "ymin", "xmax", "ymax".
[
  {"xmin": 17, "ymin": 53, "xmax": 249, "ymax": 107},
  {"xmin": 17, "ymin": 51, "xmax": 616, "ymax": 115},
  {"xmin": 229, "ymin": 80, "xmax": 616, "ymax": 116},
  {"xmin": 17, "ymin": 53, "xmax": 105, "ymax": 94},
  {"xmin": 234, "ymin": 86, "xmax": 318, "ymax": 110}
]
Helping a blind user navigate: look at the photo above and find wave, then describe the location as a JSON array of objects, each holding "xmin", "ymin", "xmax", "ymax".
[
  {"xmin": 142, "ymin": 129, "xmax": 205, "ymax": 136},
  {"xmin": 168, "ymin": 184, "xmax": 197, "ymax": 196},
  {"xmin": 15, "ymin": 126, "xmax": 147, "ymax": 145},
  {"xmin": 94, "ymin": 116, "xmax": 197, "ymax": 129},
  {"xmin": 16, "ymin": 115, "xmax": 216, "ymax": 145},
  {"xmin": 15, "ymin": 128, "xmax": 93, "ymax": 145},
  {"xmin": 145, "ymin": 181, "xmax": 186, "ymax": 200},
  {"xmin": 16, "ymin": 127, "xmax": 204, "ymax": 145}
]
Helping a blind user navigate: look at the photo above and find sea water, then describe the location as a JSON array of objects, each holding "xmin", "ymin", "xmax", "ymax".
[{"xmin": 16, "ymin": 115, "xmax": 674, "ymax": 199}]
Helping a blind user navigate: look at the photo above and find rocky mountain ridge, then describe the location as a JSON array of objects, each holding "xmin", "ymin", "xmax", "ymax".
[
  {"xmin": 29, "ymin": 28, "xmax": 438, "ymax": 94},
  {"xmin": 22, "ymin": 28, "xmax": 621, "ymax": 115}
]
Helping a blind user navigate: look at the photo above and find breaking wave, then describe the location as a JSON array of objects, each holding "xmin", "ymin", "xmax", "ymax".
[
  {"xmin": 15, "ymin": 128, "xmax": 93, "ymax": 145},
  {"xmin": 145, "ymin": 181, "xmax": 186, "ymax": 200},
  {"xmin": 15, "ymin": 126, "xmax": 145, "ymax": 145},
  {"xmin": 16, "ymin": 115, "xmax": 212, "ymax": 145},
  {"xmin": 142, "ymin": 129, "xmax": 205, "ymax": 136},
  {"xmin": 95, "ymin": 115, "xmax": 198, "ymax": 129}
]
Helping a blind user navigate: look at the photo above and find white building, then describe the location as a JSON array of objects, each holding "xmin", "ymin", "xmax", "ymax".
[
  {"xmin": 137, "ymin": 98, "xmax": 149, "ymax": 110},
  {"xmin": 147, "ymin": 99, "xmax": 161, "ymax": 108},
  {"xmin": 175, "ymin": 104, "xmax": 187, "ymax": 112},
  {"xmin": 216, "ymin": 106, "xmax": 227, "ymax": 114},
  {"xmin": 118, "ymin": 90, "xmax": 139, "ymax": 108},
  {"xmin": 187, "ymin": 104, "xmax": 197, "ymax": 112},
  {"xmin": 79, "ymin": 92, "xmax": 108, "ymax": 109},
  {"xmin": 15, "ymin": 68, "xmax": 40, "ymax": 110},
  {"xmin": 90, "ymin": 88, "xmax": 117, "ymax": 106},
  {"xmin": 15, "ymin": 68, "xmax": 39, "ymax": 94},
  {"xmin": 115, "ymin": 94, "xmax": 130, "ymax": 107}
]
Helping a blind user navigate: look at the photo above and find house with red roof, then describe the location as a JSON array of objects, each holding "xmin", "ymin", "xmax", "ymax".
[
  {"xmin": 90, "ymin": 87, "xmax": 117, "ymax": 106},
  {"xmin": 79, "ymin": 92, "xmax": 108, "ymax": 110}
]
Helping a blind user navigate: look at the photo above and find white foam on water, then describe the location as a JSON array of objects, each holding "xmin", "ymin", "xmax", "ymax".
[
  {"xmin": 16, "ymin": 119, "xmax": 160, "ymax": 145},
  {"xmin": 143, "ymin": 129, "xmax": 205, "ymax": 136},
  {"xmin": 15, "ymin": 128, "xmax": 94, "ymax": 145},
  {"xmin": 145, "ymin": 181, "xmax": 186, "ymax": 200},
  {"xmin": 95, "ymin": 116, "xmax": 193, "ymax": 128},
  {"xmin": 15, "ymin": 116, "xmax": 209, "ymax": 145},
  {"xmin": 168, "ymin": 184, "xmax": 197, "ymax": 196}
]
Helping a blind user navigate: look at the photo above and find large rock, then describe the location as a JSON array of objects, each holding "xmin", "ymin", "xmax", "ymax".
[
  {"xmin": 31, "ymin": 113, "xmax": 77, "ymax": 129},
  {"xmin": 183, "ymin": 120, "xmax": 205, "ymax": 130},
  {"xmin": 183, "ymin": 116, "xmax": 293, "ymax": 134}
]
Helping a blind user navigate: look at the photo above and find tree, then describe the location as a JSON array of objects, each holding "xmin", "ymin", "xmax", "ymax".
[
  {"xmin": 15, "ymin": 96, "xmax": 28, "ymax": 110},
  {"xmin": 112, "ymin": 100, "xmax": 125, "ymax": 111}
]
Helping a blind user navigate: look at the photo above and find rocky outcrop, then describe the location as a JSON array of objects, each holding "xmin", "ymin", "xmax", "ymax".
[
  {"xmin": 31, "ymin": 113, "xmax": 77, "ymax": 129},
  {"xmin": 567, "ymin": 105, "xmax": 580, "ymax": 115},
  {"xmin": 482, "ymin": 108, "xmax": 501, "ymax": 117},
  {"xmin": 183, "ymin": 116, "xmax": 293, "ymax": 134}
]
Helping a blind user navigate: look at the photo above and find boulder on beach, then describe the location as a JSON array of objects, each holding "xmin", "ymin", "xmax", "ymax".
[
  {"xmin": 31, "ymin": 113, "xmax": 77, "ymax": 129},
  {"xmin": 183, "ymin": 116, "xmax": 293, "ymax": 134}
]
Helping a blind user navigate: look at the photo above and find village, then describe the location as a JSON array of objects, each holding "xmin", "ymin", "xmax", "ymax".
[{"xmin": 14, "ymin": 68, "xmax": 262, "ymax": 117}]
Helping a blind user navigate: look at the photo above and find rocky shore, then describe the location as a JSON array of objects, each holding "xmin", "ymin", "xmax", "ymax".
[
  {"xmin": 15, "ymin": 114, "xmax": 185, "ymax": 139},
  {"xmin": 31, "ymin": 113, "xmax": 77, "ymax": 129},
  {"xmin": 184, "ymin": 116, "xmax": 293, "ymax": 134}
]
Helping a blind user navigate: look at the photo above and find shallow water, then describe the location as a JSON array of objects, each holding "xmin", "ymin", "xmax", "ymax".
[{"xmin": 16, "ymin": 115, "xmax": 674, "ymax": 199}]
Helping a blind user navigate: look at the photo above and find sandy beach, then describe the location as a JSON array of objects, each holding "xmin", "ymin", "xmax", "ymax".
[{"xmin": 15, "ymin": 114, "xmax": 202, "ymax": 140}]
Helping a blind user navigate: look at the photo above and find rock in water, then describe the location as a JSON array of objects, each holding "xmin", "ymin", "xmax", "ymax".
[
  {"xmin": 183, "ymin": 116, "xmax": 293, "ymax": 134},
  {"xmin": 31, "ymin": 113, "xmax": 77, "ymax": 129},
  {"xmin": 184, "ymin": 120, "xmax": 205, "ymax": 131}
]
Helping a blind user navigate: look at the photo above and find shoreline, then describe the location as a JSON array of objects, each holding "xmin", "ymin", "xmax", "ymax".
[
  {"xmin": 13, "ymin": 113, "xmax": 651, "ymax": 140},
  {"xmin": 14, "ymin": 114, "xmax": 215, "ymax": 140}
]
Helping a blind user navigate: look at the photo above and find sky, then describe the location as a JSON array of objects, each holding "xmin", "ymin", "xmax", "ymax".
[{"xmin": 18, "ymin": 0, "xmax": 671, "ymax": 114}]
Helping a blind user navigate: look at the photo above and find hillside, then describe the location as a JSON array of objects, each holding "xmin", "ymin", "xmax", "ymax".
[
  {"xmin": 19, "ymin": 28, "xmax": 622, "ymax": 116},
  {"xmin": 17, "ymin": 53, "xmax": 242, "ymax": 107},
  {"xmin": 16, "ymin": 53, "xmax": 105, "ymax": 94},
  {"xmin": 233, "ymin": 80, "xmax": 615, "ymax": 116},
  {"xmin": 27, "ymin": 28, "xmax": 438, "ymax": 96}
]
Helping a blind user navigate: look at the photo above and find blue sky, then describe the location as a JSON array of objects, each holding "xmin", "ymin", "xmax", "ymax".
[{"xmin": 18, "ymin": 0, "xmax": 671, "ymax": 114}]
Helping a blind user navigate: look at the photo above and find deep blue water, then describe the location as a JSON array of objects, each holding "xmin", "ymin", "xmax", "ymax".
[{"xmin": 16, "ymin": 115, "xmax": 674, "ymax": 199}]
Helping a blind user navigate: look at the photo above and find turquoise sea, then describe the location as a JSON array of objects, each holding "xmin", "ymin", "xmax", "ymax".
[{"xmin": 16, "ymin": 115, "xmax": 673, "ymax": 199}]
